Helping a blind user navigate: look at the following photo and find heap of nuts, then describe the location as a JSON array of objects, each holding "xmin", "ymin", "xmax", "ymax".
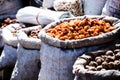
[
  {"xmin": 85, "ymin": 49, "xmax": 120, "ymax": 71},
  {"xmin": 28, "ymin": 27, "xmax": 42, "ymax": 39},
  {"xmin": 46, "ymin": 18, "xmax": 115, "ymax": 40},
  {"xmin": 0, "ymin": 18, "xmax": 18, "ymax": 29}
]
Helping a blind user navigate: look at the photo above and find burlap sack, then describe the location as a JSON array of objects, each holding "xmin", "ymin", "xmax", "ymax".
[
  {"xmin": 40, "ymin": 16, "xmax": 120, "ymax": 48},
  {"xmin": 0, "ymin": 30, "xmax": 3, "ymax": 48},
  {"xmin": 2, "ymin": 23, "xmax": 25, "ymax": 47},
  {"xmin": 0, "ymin": 23, "xmax": 25, "ymax": 70},
  {"xmin": 11, "ymin": 26, "xmax": 41, "ymax": 80},
  {"xmin": 102, "ymin": 0, "xmax": 112, "ymax": 16},
  {"xmin": 42, "ymin": 0, "xmax": 55, "ymax": 8},
  {"xmin": 17, "ymin": 26, "xmax": 41, "ymax": 49},
  {"xmin": 0, "ymin": 44, "xmax": 17, "ymax": 70},
  {"xmin": 82, "ymin": 0, "xmax": 107, "ymax": 15},
  {"xmin": 16, "ymin": 6, "xmax": 71, "ymax": 26},
  {"xmin": 39, "ymin": 42, "xmax": 112, "ymax": 80},
  {"xmin": 0, "ymin": 15, "xmax": 15, "ymax": 48},
  {"xmin": 0, "ymin": 0, "xmax": 22, "ymax": 15},
  {"xmin": 102, "ymin": 0, "xmax": 120, "ymax": 18},
  {"xmin": 38, "ymin": 16, "xmax": 119, "ymax": 80},
  {"xmin": 73, "ymin": 49, "xmax": 120, "ymax": 80},
  {"xmin": 53, "ymin": 0, "xmax": 83, "ymax": 16}
]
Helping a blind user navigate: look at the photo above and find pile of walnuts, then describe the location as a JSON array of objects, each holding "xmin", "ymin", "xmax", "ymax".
[
  {"xmin": 46, "ymin": 18, "xmax": 115, "ymax": 40},
  {"xmin": 28, "ymin": 27, "xmax": 42, "ymax": 39},
  {"xmin": 85, "ymin": 49, "xmax": 120, "ymax": 71}
]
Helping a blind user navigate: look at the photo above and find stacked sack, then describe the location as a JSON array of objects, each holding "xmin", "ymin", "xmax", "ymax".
[
  {"xmin": 102, "ymin": 0, "xmax": 120, "ymax": 18},
  {"xmin": 0, "ymin": 22, "xmax": 26, "ymax": 70},
  {"xmin": 53, "ymin": 0, "xmax": 83, "ymax": 16},
  {"xmin": 0, "ymin": 22, "xmax": 26, "ymax": 80},
  {"xmin": 73, "ymin": 45, "xmax": 120, "ymax": 80},
  {"xmin": 0, "ymin": 0, "xmax": 22, "ymax": 15},
  {"xmin": 9, "ymin": 6, "xmax": 71, "ymax": 80},
  {"xmin": 42, "ymin": 0, "xmax": 107, "ymax": 16},
  {"xmin": 11, "ymin": 26, "xmax": 41, "ymax": 80},
  {"xmin": 0, "ymin": 15, "xmax": 16, "ymax": 53},
  {"xmin": 16, "ymin": 6, "xmax": 71, "ymax": 26},
  {"xmin": 82, "ymin": 0, "xmax": 107, "ymax": 15}
]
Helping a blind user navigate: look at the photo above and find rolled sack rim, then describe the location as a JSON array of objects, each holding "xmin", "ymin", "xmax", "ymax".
[
  {"xmin": 73, "ymin": 65, "xmax": 120, "ymax": 76},
  {"xmin": 0, "ymin": 15, "xmax": 16, "ymax": 47},
  {"xmin": 17, "ymin": 26, "xmax": 41, "ymax": 49},
  {"xmin": 0, "ymin": 15, "xmax": 16, "ymax": 37},
  {"xmin": 2, "ymin": 28, "xmax": 18, "ymax": 47},
  {"xmin": 73, "ymin": 52, "xmax": 120, "ymax": 77},
  {"xmin": 74, "ymin": 65, "xmax": 120, "ymax": 76},
  {"xmin": 39, "ymin": 15, "xmax": 120, "ymax": 49},
  {"xmin": 2, "ymin": 23, "xmax": 23, "ymax": 47}
]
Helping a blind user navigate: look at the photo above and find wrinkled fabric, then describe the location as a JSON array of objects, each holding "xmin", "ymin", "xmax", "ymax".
[
  {"xmin": 38, "ymin": 15, "xmax": 120, "ymax": 80},
  {"xmin": 82, "ymin": 0, "xmax": 107, "ymax": 15},
  {"xmin": 16, "ymin": 6, "xmax": 71, "ymax": 26},
  {"xmin": 11, "ymin": 26, "xmax": 41, "ymax": 80},
  {"xmin": 11, "ymin": 44, "xmax": 40, "ymax": 80},
  {"xmin": 42, "ymin": 0, "xmax": 55, "ymax": 8},
  {"xmin": 0, "ymin": 0, "xmax": 22, "ymax": 15},
  {"xmin": 54, "ymin": 0, "xmax": 83, "ymax": 16},
  {"xmin": 73, "ymin": 47, "xmax": 120, "ymax": 80},
  {"xmin": 0, "ymin": 44, "xmax": 17, "ymax": 70},
  {"xmin": 38, "ymin": 41, "xmax": 112, "ymax": 80},
  {"xmin": 102, "ymin": 0, "xmax": 120, "ymax": 18}
]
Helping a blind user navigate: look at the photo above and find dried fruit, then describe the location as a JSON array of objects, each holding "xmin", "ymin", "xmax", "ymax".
[{"xmin": 46, "ymin": 18, "xmax": 115, "ymax": 40}]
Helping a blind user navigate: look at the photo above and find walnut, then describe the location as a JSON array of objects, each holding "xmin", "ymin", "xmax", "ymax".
[
  {"xmin": 105, "ymin": 50, "xmax": 114, "ymax": 56},
  {"xmin": 102, "ymin": 62, "xmax": 108, "ymax": 69},
  {"xmin": 105, "ymin": 56, "xmax": 115, "ymax": 62},
  {"xmin": 114, "ymin": 49, "xmax": 120, "ymax": 54},
  {"xmin": 88, "ymin": 66, "xmax": 97, "ymax": 71},
  {"xmin": 108, "ymin": 62, "xmax": 114, "ymax": 69},
  {"xmin": 114, "ymin": 60, "xmax": 120, "ymax": 70},
  {"xmin": 96, "ymin": 65, "xmax": 103, "ymax": 71},
  {"xmin": 89, "ymin": 61, "xmax": 98, "ymax": 67},
  {"xmin": 96, "ymin": 58, "xmax": 103, "ymax": 65},
  {"xmin": 115, "ymin": 52, "xmax": 120, "ymax": 60}
]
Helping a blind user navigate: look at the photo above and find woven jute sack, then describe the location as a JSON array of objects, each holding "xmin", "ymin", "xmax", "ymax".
[
  {"xmin": 38, "ymin": 15, "xmax": 120, "ymax": 80},
  {"xmin": 0, "ymin": 0, "xmax": 22, "ymax": 15},
  {"xmin": 11, "ymin": 26, "xmax": 41, "ymax": 80},
  {"xmin": 102, "ymin": 0, "xmax": 120, "ymax": 18},
  {"xmin": 42, "ymin": 0, "xmax": 55, "ymax": 8},
  {"xmin": 73, "ymin": 48, "xmax": 120, "ymax": 80},
  {"xmin": 0, "ymin": 23, "xmax": 25, "ymax": 70},
  {"xmin": 16, "ymin": 6, "xmax": 71, "ymax": 26},
  {"xmin": 82, "ymin": 0, "xmax": 107, "ymax": 15},
  {"xmin": 0, "ymin": 15, "xmax": 15, "ymax": 48},
  {"xmin": 53, "ymin": 0, "xmax": 83, "ymax": 16},
  {"xmin": 40, "ymin": 15, "xmax": 120, "ymax": 48}
]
